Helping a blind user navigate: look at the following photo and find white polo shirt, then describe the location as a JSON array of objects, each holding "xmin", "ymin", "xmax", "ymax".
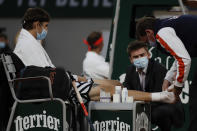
[{"xmin": 83, "ymin": 51, "xmax": 109, "ymax": 79}]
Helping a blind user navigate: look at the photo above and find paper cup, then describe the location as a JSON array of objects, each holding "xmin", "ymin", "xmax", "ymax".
[{"xmin": 126, "ymin": 96, "xmax": 134, "ymax": 103}]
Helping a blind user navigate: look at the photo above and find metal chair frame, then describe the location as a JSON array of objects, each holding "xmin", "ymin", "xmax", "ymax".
[{"xmin": 0, "ymin": 53, "xmax": 69, "ymax": 131}]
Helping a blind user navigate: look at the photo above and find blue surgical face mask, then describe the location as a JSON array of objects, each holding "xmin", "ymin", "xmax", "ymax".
[
  {"xmin": 148, "ymin": 40, "xmax": 157, "ymax": 47},
  {"xmin": 133, "ymin": 56, "xmax": 149, "ymax": 69},
  {"xmin": 0, "ymin": 42, "xmax": 6, "ymax": 48},
  {"xmin": 37, "ymin": 26, "xmax": 48, "ymax": 40}
]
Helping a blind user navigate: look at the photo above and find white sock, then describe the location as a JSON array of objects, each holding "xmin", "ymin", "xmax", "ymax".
[
  {"xmin": 160, "ymin": 91, "xmax": 175, "ymax": 103},
  {"xmin": 151, "ymin": 91, "xmax": 175, "ymax": 103},
  {"xmin": 151, "ymin": 93, "xmax": 161, "ymax": 102}
]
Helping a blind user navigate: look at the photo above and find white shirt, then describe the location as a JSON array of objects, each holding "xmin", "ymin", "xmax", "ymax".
[
  {"xmin": 83, "ymin": 51, "xmax": 109, "ymax": 79},
  {"xmin": 14, "ymin": 29, "xmax": 55, "ymax": 68},
  {"xmin": 136, "ymin": 67, "xmax": 147, "ymax": 91}
]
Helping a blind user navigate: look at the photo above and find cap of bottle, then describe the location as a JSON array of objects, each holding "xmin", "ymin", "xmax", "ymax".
[{"xmin": 115, "ymin": 86, "xmax": 121, "ymax": 94}]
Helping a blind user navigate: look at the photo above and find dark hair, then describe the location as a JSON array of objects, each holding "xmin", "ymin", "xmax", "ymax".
[
  {"xmin": 87, "ymin": 32, "xmax": 102, "ymax": 50},
  {"xmin": 136, "ymin": 17, "xmax": 156, "ymax": 39},
  {"xmin": 22, "ymin": 8, "xmax": 50, "ymax": 30},
  {"xmin": 127, "ymin": 41, "xmax": 148, "ymax": 57},
  {"xmin": 0, "ymin": 33, "xmax": 8, "ymax": 40}
]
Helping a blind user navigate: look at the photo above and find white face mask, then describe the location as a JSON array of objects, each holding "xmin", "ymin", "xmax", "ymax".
[{"xmin": 133, "ymin": 56, "xmax": 149, "ymax": 69}]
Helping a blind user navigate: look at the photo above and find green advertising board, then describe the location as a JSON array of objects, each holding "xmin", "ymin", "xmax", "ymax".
[
  {"xmin": 107, "ymin": 0, "xmax": 179, "ymax": 79},
  {"xmin": 107, "ymin": 0, "xmax": 196, "ymax": 130},
  {"xmin": 91, "ymin": 110, "xmax": 133, "ymax": 131},
  {"xmin": 9, "ymin": 100, "xmax": 67, "ymax": 131},
  {"xmin": 89, "ymin": 101, "xmax": 151, "ymax": 131}
]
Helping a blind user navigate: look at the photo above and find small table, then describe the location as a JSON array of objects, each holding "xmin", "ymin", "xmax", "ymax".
[{"xmin": 88, "ymin": 101, "xmax": 151, "ymax": 131}]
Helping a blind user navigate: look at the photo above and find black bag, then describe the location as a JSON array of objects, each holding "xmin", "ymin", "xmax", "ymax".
[{"xmin": 16, "ymin": 66, "xmax": 72, "ymax": 101}]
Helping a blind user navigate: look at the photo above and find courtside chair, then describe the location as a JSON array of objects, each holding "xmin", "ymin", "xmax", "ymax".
[{"xmin": 0, "ymin": 53, "xmax": 69, "ymax": 131}]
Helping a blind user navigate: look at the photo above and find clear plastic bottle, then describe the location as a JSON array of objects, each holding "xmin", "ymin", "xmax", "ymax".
[
  {"xmin": 100, "ymin": 89, "xmax": 106, "ymax": 102},
  {"xmin": 115, "ymin": 86, "xmax": 122, "ymax": 102},
  {"xmin": 100, "ymin": 89, "xmax": 111, "ymax": 103},
  {"xmin": 122, "ymin": 88, "xmax": 128, "ymax": 103},
  {"xmin": 115, "ymin": 86, "xmax": 121, "ymax": 94}
]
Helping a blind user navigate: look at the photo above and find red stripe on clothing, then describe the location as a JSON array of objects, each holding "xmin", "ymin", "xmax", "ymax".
[{"xmin": 156, "ymin": 34, "xmax": 185, "ymax": 83}]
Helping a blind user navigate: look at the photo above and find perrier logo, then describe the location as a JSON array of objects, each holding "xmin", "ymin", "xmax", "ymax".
[
  {"xmin": 93, "ymin": 117, "xmax": 131, "ymax": 131},
  {"xmin": 14, "ymin": 110, "xmax": 60, "ymax": 131}
]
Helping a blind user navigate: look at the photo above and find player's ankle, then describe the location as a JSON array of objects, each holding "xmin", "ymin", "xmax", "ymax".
[{"xmin": 151, "ymin": 92, "xmax": 161, "ymax": 102}]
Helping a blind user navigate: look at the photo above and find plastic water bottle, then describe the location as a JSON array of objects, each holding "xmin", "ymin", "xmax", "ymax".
[
  {"xmin": 122, "ymin": 88, "xmax": 128, "ymax": 103},
  {"xmin": 100, "ymin": 89, "xmax": 111, "ymax": 103},
  {"xmin": 115, "ymin": 86, "xmax": 121, "ymax": 95},
  {"xmin": 100, "ymin": 89, "xmax": 105, "ymax": 102},
  {"xmin": 115, "ymin": 86, "xmax": 122, "ymax": 102}
]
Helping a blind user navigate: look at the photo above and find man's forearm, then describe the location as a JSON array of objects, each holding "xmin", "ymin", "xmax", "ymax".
[{"xmin": 162, "ymin": 79, "xmax": 171, "ymax": 91}]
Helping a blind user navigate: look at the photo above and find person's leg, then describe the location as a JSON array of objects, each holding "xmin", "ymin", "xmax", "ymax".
[
  {"xmin": 88, "ymin": 82, "xmax": 175, "ymax": 103},
  {"xmin": 171, "ymin": 101, "xmax": 185, "ymax": 128},
  {"xmin": 189, "ymin": 69, "xmax": 197, "ymax": 131},
  {"xmin": 88, "ymin": 82, "xmax": 152, "ymax": 101},
  {"xmin": 93, "ymin": 79, "xmax": 122, "ymax": 86},
  {"xmin": 151, "ymin": 102, "xmax": 184, "ymax": 131},
  {"xmin": 151, "ymin": 104, "xmax": 172, "ymax": 131},
  {"xmin": 91, "ymin": 79, "xmax": 151, "ymax": 101},
  {"xmin": 73, "ymin": 77, "xmax": 175, "ymax": 103}
]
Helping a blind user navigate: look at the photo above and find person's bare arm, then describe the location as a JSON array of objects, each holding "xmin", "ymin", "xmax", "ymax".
[{"xmin": 162, "ymin": 79, "xmax": 171, "ymax": 91}]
